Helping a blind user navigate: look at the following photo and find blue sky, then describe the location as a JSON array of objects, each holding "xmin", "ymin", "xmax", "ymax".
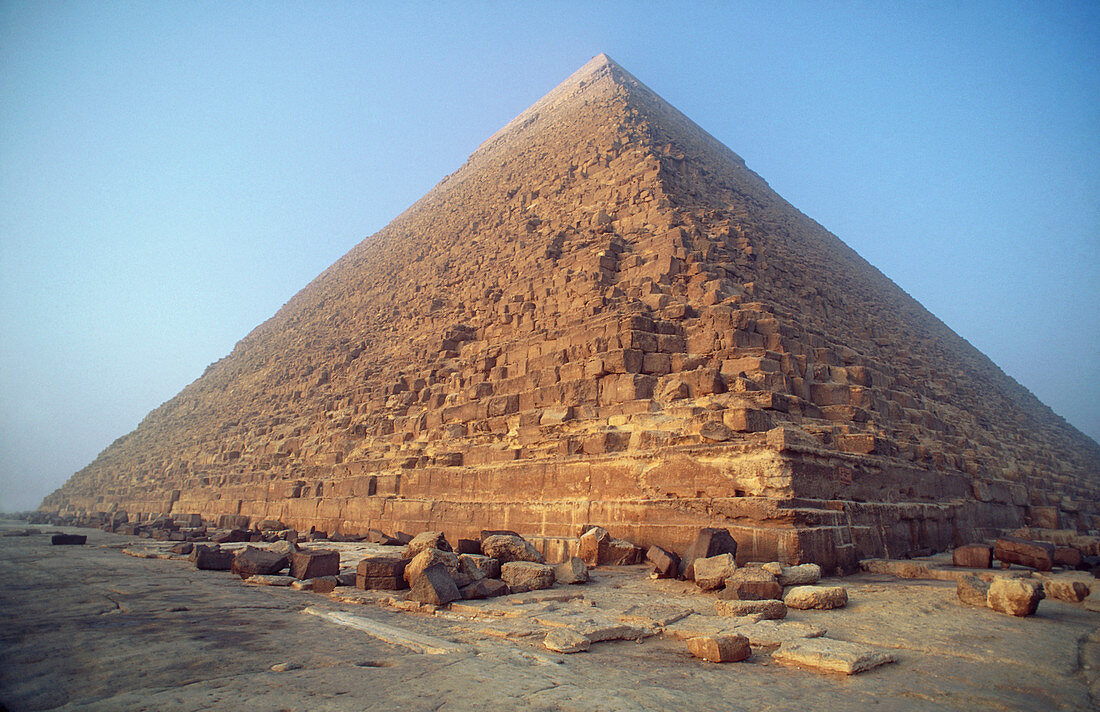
[{"xmin": 1, "ymin": 2, "xmax": 1097, "ymax": 511}]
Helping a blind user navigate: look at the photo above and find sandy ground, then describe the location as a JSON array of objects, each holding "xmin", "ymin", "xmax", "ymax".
[{"xmin": 1, "ymin": 522, "xmax": 1097, "ymax": 712}]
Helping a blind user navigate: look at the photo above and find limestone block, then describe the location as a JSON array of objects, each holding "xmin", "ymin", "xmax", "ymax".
[
  {"xmin": 402, "ymin": 531, "xmax": 451, "ymax": 559},
  {"xmin": 554, "ymin": 557, "xmax": 589, "ymax": 584},
  {"xmin": 407, "ymin": 564, "xmax": 461, "ymax": 605},
  {"xmin": 501, "ymin": 561, "xmax": 555, "ymax": 593},
  {"xmin": 714, "ymin": 599, "xmax": 787, "ymax": 620},
  {"xmin": 232, "ymin": 546, "xmax": 289, "ymax": 578},
  {"xmin": 957, "ymin": 575, "xmax": 991, "ymax": 607},
  {"xmin": 681, "ymin": 528, "xmax": 738, "ymax": 579},
  {"xmin": 646, "ymin": 545, "xmax": 681, "ymax": 579},
  {"xmin": 993, "ymin": 537, "xmax": 1054, "ymax": 572},
  {"xmin": 777, "ymin": 563, "xmax": 821, "ymax": 586},
  {"xmin": 290, "ymin": 549, "xmax": 340, "ymax": 580},
  {"xmin": 718, "ymin": 568, "xmax": 782, "ymax": 600},
  {"xmin": 481, "ymin": 534, "xmax": 544, "ymax": 564},
  {"xmin": 783, "ymin": 585, "xmax": 848, "ymax": 610},
  {"xmin": 687, "ymin": 634, "xmax": 751, "ymax": 663},
  {"xmin": 772, "ymin": 638, "xmax": 896, "ymax": 674},
  {"xmin": 544, "ymin": 629, "xmax": 591, "ymax": 654},
  {"xmin": 953, "ymin": 544, "xmax": 992, "ymax": 569},
  {"xmin": 694, "ymin": 553, "xmax": 737, "ymax": 591},
  {"xmin": 987, "ymin": 577, "xmax": 1045, "ymax": 616}
]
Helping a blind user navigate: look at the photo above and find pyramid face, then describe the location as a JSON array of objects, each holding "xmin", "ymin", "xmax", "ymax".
[{"xmin": 44, "ymin": 55, "xmax": 1099, "ymax": 567}]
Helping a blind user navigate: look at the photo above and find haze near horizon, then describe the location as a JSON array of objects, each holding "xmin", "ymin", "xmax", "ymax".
[{"xmin": 1, "ymin": 2, "xmax": 1097, "ymax": 512}]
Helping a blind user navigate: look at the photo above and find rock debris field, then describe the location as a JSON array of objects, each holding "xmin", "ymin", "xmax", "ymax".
[{"xmin": 1, "ymin": 521, "xmax": 1098, "ymax": 712}]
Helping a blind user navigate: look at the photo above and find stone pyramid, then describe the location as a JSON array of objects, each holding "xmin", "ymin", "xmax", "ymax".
[{"xmin": 43, "ymin": 54, "xmax": 1100, "ymax": 568}]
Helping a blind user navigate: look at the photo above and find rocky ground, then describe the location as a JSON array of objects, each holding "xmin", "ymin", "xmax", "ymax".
[{"xmin": 1, "ymin": 521, "xmax": 1097, "ymax": 712}]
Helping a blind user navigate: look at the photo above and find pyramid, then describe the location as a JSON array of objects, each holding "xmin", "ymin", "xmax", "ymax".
[{"xmin": 43, "ymin": 54, "xmax": 1100, "ymax": 568}]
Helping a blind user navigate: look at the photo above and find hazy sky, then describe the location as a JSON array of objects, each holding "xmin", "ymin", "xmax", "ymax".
[{"xmin": 1, "ymin": 2, "xmax": 1097, "ymax": 512}]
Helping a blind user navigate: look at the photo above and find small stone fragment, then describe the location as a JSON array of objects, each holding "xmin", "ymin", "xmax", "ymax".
[
  {"xmin": 956, "ymin": 575, "xmax": 991, "ymax": 607},
  {"xmin": 953, "ymin": 544, "xmax": 993, "ymax": 569},
  {"xmin": 715, "ymin": 599, "xmax": 787, "ymax": 619},
  {"xmin": 544, "ymin": 629, "xmax": 591, "ymax": 654},
  {"xmin": 554, "ymin": 557, "xmax": 589, "ymax": 584},
  {"xmin": 500, "ymin": 561, "xmax": 556, "ymax": 593},
  {"xmin": 645, "ymin": 545, "xmax": 681, "ymax": 578},
  {"xmin": 783, "ymin": 585, "xmax": 848, "ymax": 610},
  {"xmin": 693, "ymin": 553, "xmax": 737, "ymax": 591},
  {"xmin": 987, "ymin": 577, "xmax": 1045, "ymax": 616},
  {"xmin": 269, "ymin": 662, "xmax": 302, "ymax": 672},
  {"xmin": 686, "ymin": 634, "xmax": 751, "ymax": 663},
  {"xmin": 777, "ymin": 563, "xmax": 821, "ymax": 586}
]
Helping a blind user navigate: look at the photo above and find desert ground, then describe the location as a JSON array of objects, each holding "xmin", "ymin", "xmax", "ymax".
[{"xmin": 0, "ymin": 521, "xmax": 1096, "ymax": 712}]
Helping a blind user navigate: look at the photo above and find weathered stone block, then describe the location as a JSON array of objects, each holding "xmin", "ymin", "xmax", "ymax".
[
  {"xmin": 681, "ymin": 528, "xmax": 738, "ymax": 579},
  {"xmin": 953, "ymin": 544, "xmax": 992, "ymax": 569},
  {"xmin": 686, "ymin": 634, "xmax": 751, "ymax": 663},
  {"xmin": 553, "ymin": 557, "xmax": 589, "ymax": 584},
  {"xmin": 645, "ymin": 545, "xmax": 680, "ymax": 579},
  {"xmin": 481, "ymin": 534, "xmax": 544, "ymax": 564},
  {"xmin": 402, "ymin": 531, "xmax": 451, "ymax": 559},
  {"xmin": 407, "ymin": 564, "xmax": 461, "ymax": 605},
  {"xmin": 714, "ymin": 599, "xmax": 787, "ymax": 619},
  {"xmin": 693, "ymin": 553, "xmax": 737, "ymax": 591},
  {"xmin": 987, "ymin": 577, "xmax": 1044, "ymax": 616},
  {"xmin": 500, "ymin": 561, "xmax": 555, "ymax": 593},
  {"xmin": 193, "ymin": 545, "xmax": 233, "ymax": 571},
  {"xmin": 290, "ymin": 549, "xmax": 340, "ymax": 580},
  {"xmin": 460, "ymin": 578, "xmax": 509, "ymax": 600},
  {"xmin": 957, "ymin": 575, "xmax": 991, "ymax": 607},
  {"xmin": 717, "ymin": 568, "xmax": 782, "ymax": 600},
  {"xmin": 993, "ymin": 537, "xmax": 1054, "ymax": 571},
  {"xmin": 777, "ymin": 563, "xmax": 821, "ymax": 586},
  {"xmin": 232, "ymin": 546, "xmax": 289, "ymax": 578},
  {"xmin": 784, "ymin": 585, "xmax": 848, "ymax": 610}
]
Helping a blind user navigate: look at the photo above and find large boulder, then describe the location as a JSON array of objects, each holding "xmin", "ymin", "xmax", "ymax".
[
  {"xmin": 993, "ymin": 537, "xmax": 1054, "ymax": 572},
  {"xmin": 500, "ymin": 561, "xmax": 555, "ymax": 593},
  {"xmin": 231, "ymin": 546, "xmax": 289, "ymax": 578},
  {"xmin": 403, "ymin": 548, "xmax": 463, "ymax": 585},
  {"xmin": 290, "ymin": 549, "xmax": 340, "ymax": 580},
  {"xmin": 407, "ymin": 564, "xmax": 461, "ymax": 605},
  {"xmin": 681, "ymin": 528, "xmax": 738, "ymax": 579},
  {"xmin": 481, "ymin": 534, "xmax": 544, "ymax": 564},
  {"xmin": 987, "ymin": 577, "xmax": 1045, "ymax": 616},
  {"xmin": 402, "ymin": 531, "xmax": 451, "ymax": 559}
]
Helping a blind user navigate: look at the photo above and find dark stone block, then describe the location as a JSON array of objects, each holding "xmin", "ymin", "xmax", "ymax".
[
  {"xmin": 193, "ymin": 545, "xmax": 234, "ymax": 571},
  {"xmin": 455, "ymin": 538, "xmax": 482, "ymax": 555},
  {"xmin": 232, "ymin": 546, "xmax": 289, "ymax": 578},
  {"xmin": 356, "ymin": 556, "xmax": 408, "ymax": 579},
  {"xmin": 952, "ymin": 544, "xmax": 992, "ymax": 569},
  {"xmin": 212, "ymin": 529, "xmax": 251, "ymax": 544},
  {"xmin": 993, "ymin": 537, "xmax": 1054, "ymax": 572},
  {"xmin": 290, "ymin": 549, "xmax": 340, "ymax": 579},
  {"xmin": 407, "ymin": 564, "xmax": 461, "ymax": 605},
  {"xmin": 680, "ymin": 528, "xmax": 738, "ymax": 579},
  {"xmin": 646, "ymin": 545, "xmax": 681, "ymax": 578},
  {"xmin": 461, "ymin": 578, "xmax": 510, "ymax": 599},
  {"xmin": 51, "ymin": 534, "xmax": 86, "ymax": 545}
]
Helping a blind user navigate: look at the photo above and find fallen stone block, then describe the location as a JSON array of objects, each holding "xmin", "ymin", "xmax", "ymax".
[
  {"xmin": 290, "ymin": 549, "xmax": 341, "ymax": 580},
  {"xmin": 554, "ymin": 557, "xmax": 589, "ymax": 584},
  {"xmin": 993, "ymin": 537, "xmax": 1054, "ymax": 572},
  {"xmin": 232, "ymin": 546, "xmax": 289, "ymax": 578},
  {"xmin": 193, "ymin": 545, "xmax": 234, "ymax": 571},
  {"xmin": 501, "ymin": 561, "xmax": 556, "ymax": 593},
  {"xmin": 952, "ymin": 544, "xmax": 992, "ymax": 569},
  {"xmin": 481, "ymin": 534, "xmax": 544, "ymax": 564},
  {"xmin": 605, "ymin": 537, "xmax": 645, "ymax": 565},
  {"xmin": 51, "ymin": 534, "xmax": 86, "ymax": 545},
  {"xmin": 544, "ymin": 629, "xmax": 591, "ymax": 654},
  {"xmin": 681, "ymin": 528, "xmax": 739, "ymax": 579},
  {"xmin": 1054, "ymin": 546, "xmax": 1083, "ymax": 569},
  {"xmin": 366, "ymin": 529, "xmax": 401, "ymax": 546},
  {"xmin": 404, "ymin": 548, "xmax": 462, "ymax": 585},
  {"xmin": 269, "ymin": 539, "xmax": 299, "ymax": 556},
  {"xmin": 356, "ymin": 574, "xmax": 408, "ymax": 591},
  {"xmin": 732, "ymin": 620, "xmax": 827, "ymax": 649},
  {"xmin": 212, "ymin": 529, "xmax": 251, "ymax": 544},
  {"xmin": 784, "ymin": 585, "xmax": 848, "ymax": 610},
  {"xmin": 777, "ymin": 563, "xmax": 821, "ymax": 586},
  {"xmin": 687, "ymin": 634, "xmax": 751, "ymax": 663},
  {"xmin": 455, "ymin": 538, "xmax": 481, "ymax": 555},
  {"xmin": 407, "ymin": 563, "xmax": 461, "ymax": 605},
  {"xmin": 957, "ymin": 575, "xmax": 991, "ymax": 607},
  {"xmin": 718, "ymin": 568, "xmax": 782, "ymax": 600},
  {"xmin": 987, "ymin": 577, "xmax": 1045, "ymax": 616},
  {"xmin": 694, "ymin": 553, "xmax": 737, "ymax": 591},
  {"xmin": 169, "ymin": 542, "xmax": 194, "ymax": 556},
  {"xmin": 460, "ymin": 578, "xmax": 509, "ymax": 599},
  {"xmin": 402, "ymin": 531, "xmax": 451, "ymax": 559},
  {"xmin": 578, "ymin": 526, "xmax": 610, "ymax": 567},
  {"xmin": 357, "ymin": 555, "xmax": 408, "ymax": 579},
  {"xmin": 772, "ymin": 638, "xmax": 896, "ymax": 674},
  {"xmin": 1045, "ymin": 579, "xmax": 1089, "ymax": 603},
  {"xmin": 645, "ymin": 545, "xmax": 681, "ymax": 578},
  {"xmin": 309, "ymin": 576, "xmax": 338, "ymax": 594},
  {"xmin": 458, "ymin": 553, "xmax": 499, "ymax": 581},
  {"xmin": 715, "ymin": 599, "xmax": 787, "ymax": 620}
]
